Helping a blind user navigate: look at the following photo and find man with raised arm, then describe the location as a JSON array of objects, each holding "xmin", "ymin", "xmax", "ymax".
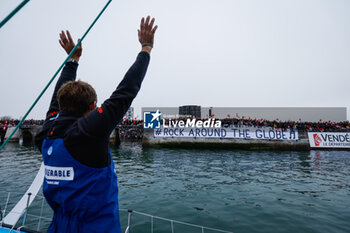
[{"xmin": 34, "ymin": 16, "xmax": 157, "ymax": 233}]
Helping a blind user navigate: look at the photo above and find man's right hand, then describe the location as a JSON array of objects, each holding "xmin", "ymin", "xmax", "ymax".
[{"xmin": 59, "ymin": 30, "xmax": 82, "ymax": 62}]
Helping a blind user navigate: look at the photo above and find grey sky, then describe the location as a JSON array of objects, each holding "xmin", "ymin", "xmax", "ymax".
[{"xmin": 0, "ymin": 0, "xmax": 349, "ymax": 120}]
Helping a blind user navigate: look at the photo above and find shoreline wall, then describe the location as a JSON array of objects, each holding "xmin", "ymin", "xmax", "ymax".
[
  {"xmin": 4, "ymin": 125, "xmax": 41, "ymax": 143},
  {"xmin": 4, "ymin": 125, "xmax": 350, "ymax": 150},
  {"xmin": 4, "ymin": 125, "xmax": 119, "ymax": 145}
]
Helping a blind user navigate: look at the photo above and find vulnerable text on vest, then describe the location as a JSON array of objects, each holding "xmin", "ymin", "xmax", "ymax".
[{"xmin": 45, "ymin": 165, "xmax": 74, "ymax": 181}]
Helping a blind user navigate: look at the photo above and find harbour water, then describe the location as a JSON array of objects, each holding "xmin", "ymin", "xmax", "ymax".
[{"xmin": 1, "ymin": 142, "xmax": 350, "ymax": 233}]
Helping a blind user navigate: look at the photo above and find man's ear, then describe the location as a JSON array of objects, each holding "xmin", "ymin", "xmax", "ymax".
[{"xmin": 90, "ymin": 101, "xmax": 97, "ymax": 111}]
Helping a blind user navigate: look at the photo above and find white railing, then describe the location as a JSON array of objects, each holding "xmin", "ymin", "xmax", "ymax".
[
  {"xmin": 1, "ymin": 191, "xmax": 233, "ymax": 233},
  {"xmin": 120, "ymin": 208, "xmax": 234, "ymax": 233}
]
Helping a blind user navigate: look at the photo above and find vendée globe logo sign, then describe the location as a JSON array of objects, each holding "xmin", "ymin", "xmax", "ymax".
[
  {"xmin": 308, "ymin": 132, "xmax": 350, "ymax": 148},
  {"xmin": 143, "ymin": 110, "xmax": 222, "ymax": 129}
]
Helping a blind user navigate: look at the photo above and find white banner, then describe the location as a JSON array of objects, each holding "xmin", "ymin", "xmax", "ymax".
[
  {"xmin": 308, "ymin": 132, "xmax": 350, "ymax": 148},
  {"xmin": 154, "ymin": 126, "xmax": 298, "ymax": 140}
]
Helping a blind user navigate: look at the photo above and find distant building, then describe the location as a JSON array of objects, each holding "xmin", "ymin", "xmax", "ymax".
[
  {"xmin": 142, "ymin": 106, "xmax": 347, "ymax": 122},
  {"xmin": 179, "ymin": 105, "xmax": 201, "ymax": 118}
]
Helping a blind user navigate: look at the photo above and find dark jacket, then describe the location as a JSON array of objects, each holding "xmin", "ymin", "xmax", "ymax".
[{"xmin": 35, "ymin": 52, "xmax": 150, "ymax": 167}]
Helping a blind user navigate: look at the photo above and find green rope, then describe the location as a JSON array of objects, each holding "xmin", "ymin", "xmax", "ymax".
[
  {"xmin": 0, "ymin": 0, "xmax": 30, "ymax": 29},
  {"xmin": 0, "ymin": 0, "xmax": 112, "ymax": 151}
]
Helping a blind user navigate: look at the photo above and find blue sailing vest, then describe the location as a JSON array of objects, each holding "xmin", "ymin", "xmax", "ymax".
[{"xmin": 41, "ymin": 138, "xmax": 121, "ymax": 233}]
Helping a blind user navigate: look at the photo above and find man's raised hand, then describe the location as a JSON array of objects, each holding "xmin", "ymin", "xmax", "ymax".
[
  {"xmin": 59, "ymin": 30, "xmax": 82, "ymax": 62},
  {"xmin": 138, "ymin": 16, "xmax": 158, "ymax": 54}
]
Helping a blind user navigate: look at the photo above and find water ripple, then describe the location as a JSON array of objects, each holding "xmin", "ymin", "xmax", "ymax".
[{"xmin": 1, "ymin": 142, "xmax": 350, "ymax": 233}]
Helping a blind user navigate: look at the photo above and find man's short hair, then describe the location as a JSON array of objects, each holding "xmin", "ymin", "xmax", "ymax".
[{"xmin": 57, "ymin": 80, "xmax": 97, "ymax": 116}]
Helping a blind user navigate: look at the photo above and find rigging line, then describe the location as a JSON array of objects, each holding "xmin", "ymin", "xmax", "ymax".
[
  {"xmin": 0, "ymin": 0, "xmax": 30, "ymax": 29},
  {"xmin": 0, "ymin": 0, "xmax": 113, "ymax": 151}
]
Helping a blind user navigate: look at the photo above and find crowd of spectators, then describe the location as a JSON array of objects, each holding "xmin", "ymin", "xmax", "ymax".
[
  {"xmin": 116, "ymin": 117, "xmax": 349, "ymax": 141},
  {"xmin": 146, "ymin": 116, "xmax": 350, "ymax": 132},
  {"xmin": 0, "ymin": 121, "xmax": 9, "ymax": 143},
  {"xmin": 117, "ymin": 118, "xmax": 142, "ymax": 140},
  {"xmin": 0, "ymin": 119, "xmax": 45, "ymax": 144},
  {"xmin": 219, "ymin": 117, "xmax": 350, "ymax": 132},
  {"xmin": 1, "ymin": 116, "xmax": 349, "ymax": 143},
  {"xmin": 118, "ymin": 118, "xmax": 143, "ymax": 140},
  {"xmin": 119, "ymin": 127, "xmax": 143, "ymax": 140},
  {"xmin": 0, "ymin": 119, "xmax": 44, "ymax": 127},
  {"xmin": 118, "ymin": 119, "xmax": 143, "ymax": 126}
]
